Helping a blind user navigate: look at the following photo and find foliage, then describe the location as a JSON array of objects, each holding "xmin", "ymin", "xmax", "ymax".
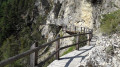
[
  {"xmin": 0, "ymin": 0, "xmax": 47, "ymax": 67},
  {"xmin": 42, "ymin": 57, "xmax": 55, "ymax": 67},
  {"xmin": 0, "ymin": 0, "xmax": 35, "ymax": 45},
  {"xmin": 79, "ymin": 35, "xmax": 87, "ymax": 47},
  {"xmin": 100, "ymin": 10, "xmax": 120, "ymax": 34}
]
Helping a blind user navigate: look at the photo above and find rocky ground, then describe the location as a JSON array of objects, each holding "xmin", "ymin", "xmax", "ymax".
[{"xmin": 80, "ymin": 33, "xmax": 120, "ymax": 67}]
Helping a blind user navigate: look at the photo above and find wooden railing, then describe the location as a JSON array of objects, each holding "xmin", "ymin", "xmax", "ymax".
[{"xmin": 0, "ymin": 27, "xmax": 93, "ymax": 67}]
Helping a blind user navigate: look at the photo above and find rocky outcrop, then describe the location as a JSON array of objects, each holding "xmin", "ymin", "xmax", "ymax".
[
  {"xmin": 35, "ymin": 0, "xmax": 120, "ymax": 66},
  {"xmin": 92, "ymin": 0, "xmax": 120, "ymax": 29},
  {"xmin": 79, "ymin": 33, "xmax": 120, "ymax": 67},
  {"xmin": 41, "ymin": 0, "xmax": 120, "ymax": 39}
]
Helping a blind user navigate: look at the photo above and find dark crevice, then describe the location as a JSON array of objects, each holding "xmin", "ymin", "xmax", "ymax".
[
  {"xmin": 53, "ymin": 1, "xmax": 62, "ymax": 18},
  {"xmin": 87, "ymin": 0, "xmax": 103, "ymax": 5},
  {"xmin": 41, "ymin": 0, "xmax": 50, "ymax": 12}
]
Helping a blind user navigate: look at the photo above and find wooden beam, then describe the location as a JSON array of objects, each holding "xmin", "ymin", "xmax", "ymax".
[
  {"xmin": 87, "ymin": 34, "xmax": 90, "ymax": 46},
  {"xmin": 30, "ymin": 42, "xmax": 38, "ymax": 67},
  {"xmin": 56, "ymin": 34, "xmax": 60, "ymax": 60},
  {"xmin": 76, "ymin": 33, "xmax": 80, "ymax": 50}
]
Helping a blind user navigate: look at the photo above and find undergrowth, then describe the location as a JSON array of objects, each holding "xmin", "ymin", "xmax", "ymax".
[{"xmin": 100, "ymin": 10, "xmax": 120, "ymax": 34}]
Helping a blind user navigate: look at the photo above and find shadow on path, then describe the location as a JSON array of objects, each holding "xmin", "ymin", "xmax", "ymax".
[{"xmin": 60, "ymin": 46, "xmax": 94, "ymax": 67}]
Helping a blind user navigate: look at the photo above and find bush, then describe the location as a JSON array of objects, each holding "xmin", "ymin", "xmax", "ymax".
[
  {"xmin": 100, "ymin": 10, "xmax": 120, "ymax": 34},
  {"xmin": 106, "ymin": 45, "xmax": 114, "ymax": 55}
]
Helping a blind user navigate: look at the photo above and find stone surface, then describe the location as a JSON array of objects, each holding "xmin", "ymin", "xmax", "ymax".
[
  {"xmin": 83, "ymin": 33, "xmax": 120, "ymax": 67},
  {"xmin": 35, "ymin": 0, "xmax": 120, "ymax": 66},
  {"xmin": 48, "ymin": 46, "xmax": 94, "ymax": 67}
]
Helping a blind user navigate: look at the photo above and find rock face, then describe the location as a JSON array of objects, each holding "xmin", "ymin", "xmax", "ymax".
[
  {"xmin": 92, "ymin": 0, "xmax": 120, "ymax": 29},
  {"xmin": 35, "ymin": 0, "xmax": 120, "ymax": 66},
  {"xmin": 40, "ymin": 0, "xmax": 120, "ymax": 40}
]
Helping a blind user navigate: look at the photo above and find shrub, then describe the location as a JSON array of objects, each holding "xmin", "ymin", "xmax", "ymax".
[
  {"xmin": 106, "ymin": 45, "xmax": 114, "ymax": 55},
  {"xmin": 100, "ymin": 10, "xmax": 120, "ymax": 34}
]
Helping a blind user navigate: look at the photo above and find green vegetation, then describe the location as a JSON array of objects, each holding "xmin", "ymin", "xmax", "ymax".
[
  {"xmin": 106, "ymin": 45, "xmax": 114, "ymax": 55},
  {"xmin": 42, "ymin": 57, "xmax": 55, "ymax": 67},
  {"xmin": 0, "ymin": 0, "xmax": 49, "ymax": 67},
  {"xmin": 79, "ymin": 35, "xmax": 87, "ymax": 47},
  {"xmin": 62, "ymin": 34, "xmax": 87, "ymax": 56},
  {"xmin": 62, "ymin": 46, "xmax": 75, "ymax": 56},
  {"xmin": 100, "ymin": 10, "xmax": 120, "ymax": 34},
  {"xmin": 0, "ymin": 0, "xmax": 35, "ymax": 45},
  {"xmin": 59, "ymin": 30, "xmax": 64, "ymax": 37}
]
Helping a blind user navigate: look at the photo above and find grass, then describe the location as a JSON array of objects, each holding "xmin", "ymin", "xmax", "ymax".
[
  {"xmin": 62, "ymin": 34, "xmax": 87, "ymax": 56},
  {"xmin": 62, "ymin": 46, "xmax": 76, "ymax": 56},
  {"xmin": 100, "ymin": 9, "xmax": 120, "ymax": 34}
]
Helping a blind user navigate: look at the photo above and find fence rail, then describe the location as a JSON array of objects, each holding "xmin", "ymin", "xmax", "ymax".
[{"xmin": 0, "ymin": 27, "xmax": 93, "ymax": 67}]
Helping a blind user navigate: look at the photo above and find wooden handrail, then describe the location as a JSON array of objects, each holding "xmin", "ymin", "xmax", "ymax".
[
  {"xmin": 0, "ymin": 27, "xmax": 93, "ymax": 67},
  {"xmin": 37, "ymin": 39, "xmax": 91, "ymax": 67}
]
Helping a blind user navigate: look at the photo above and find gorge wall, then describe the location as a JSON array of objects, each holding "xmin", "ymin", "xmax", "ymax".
[
  {"xmin": 35, "ymin": 0, "xmax": 120, "ymax": 66},
  {"xmin": 38, "ymin": 0, "xmax": 120, "ymax": 38}
]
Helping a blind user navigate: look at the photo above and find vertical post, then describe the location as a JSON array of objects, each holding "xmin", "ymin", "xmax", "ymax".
[
  {"xmin": 65, "ymin": 25, "xmax": 66, "ymax": 31},
  {"xmin": 76, "ymin": 32, "xmax": 80, "ymax": 50},
  {"xmin": 86, "ymin": 28, "xmax": 87, "ymax": 33},
  {"xmin": 83, "ymin": 28, "xmax": 85, "ymax": 33},
  {"xmin": 30, "ymin": 42, "xmax": 38, "ymax": 67},
  {"xmin": 90, "ymin": 29, "xmax": 93, "ymax": 40},
  {"xmin": 87, "ymin": 29, "xmax": 88, "ymax": 33},
  {"xmin": 56, "ymin": 34, "xmax": 60, "ymax": 60},
  {"xmin": 75, "ymin": 26, "xmax": 76, "ymax": 33},
  {"xmin": 87, "ymin": 32, "xmax": 90, "ymax": 46},
  {"xmin": 81, "ymin": 27, "xmax": 82, "ymax": 33},
  {"xmin": 35, "ymin": 42, "xmax": 38, "ymax": 65}
]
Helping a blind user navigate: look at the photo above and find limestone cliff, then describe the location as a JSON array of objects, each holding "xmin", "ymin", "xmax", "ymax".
[
  {"xmin": 35, "ymin": 0, "xmax": 120, "ymax": 66},
  {"xmin": 40, "ymin": 0, "xmax": 120, "ymax": 38}
]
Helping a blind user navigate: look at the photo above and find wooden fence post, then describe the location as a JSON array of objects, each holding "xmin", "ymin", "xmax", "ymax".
[
  {"xmin": 56, "ymin": 34, "xmax": 60, "ymax": 60},
  {"xmin": 90, "ymin": 29, "xmax": 93, "ymax": 40},
  {"xmin": 75, "ymin": 26, "xmax": 76, "ymax": 33},
  {"xmin": 30, "ymin": 42, "xmax": 38, "ymax": 67},
  {"xmin": 86, "ymin": 28, "xmax": 87, "ymax": 33},
  {"xmin": 76, "ymin": 33, "xmax": 80, "ymax": 50},
  {"xmin": 83, "ymin": 28, "xmax": 85, "ymax": 33},
  {"xmin": 81, "ymin": 27, "xmax": 83, "ymax": 33},
  {"xmin": 87, "ymin": 32, "xmax": 90, "ymax": 46},
  {"xmin": 87, "ymin": 28, "xmax": 88, "ymax": 33}
]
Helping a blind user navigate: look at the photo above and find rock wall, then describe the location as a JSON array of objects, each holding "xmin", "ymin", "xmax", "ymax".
[
  {"xmin": 35, "ymin": 0, "xmax": 120, "ymax": 65},
  {"xmin": 92, "ymin": 0, "xmax": 120, "ymax": 30},
  {"xmin": 41, "ymin": 0, "xmax": 120, "ymax": 38}
]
